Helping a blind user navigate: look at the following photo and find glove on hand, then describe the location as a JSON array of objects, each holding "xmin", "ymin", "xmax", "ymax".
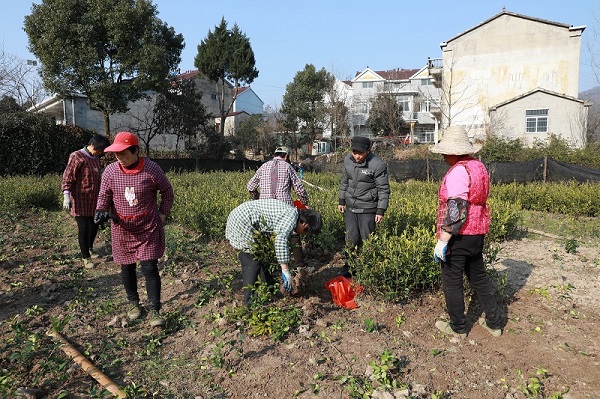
[
  {"xmin": 281, "ymin": 269, "xmax": 293, "ymax": 292},
  {"xmin": 62, "ymin": 193, "xmax": 71, "ymax": 211},
  {"xmin": 93, "ymin": 210, "xmax": 110, "ymax": 225},
  {"xmin": 434, "ymin": 240, "xmax": 449, "ymax": 263}
]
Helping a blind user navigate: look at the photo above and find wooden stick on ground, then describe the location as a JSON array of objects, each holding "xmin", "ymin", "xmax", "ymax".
[{"xmin": 46, "ymin": 330, "xmax": 126, "ymax": 399}]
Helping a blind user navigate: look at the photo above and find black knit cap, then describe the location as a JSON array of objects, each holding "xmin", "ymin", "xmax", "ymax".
[{"xmin": 351, "ymin": 136, "xmax": 371, "ymax": 152}]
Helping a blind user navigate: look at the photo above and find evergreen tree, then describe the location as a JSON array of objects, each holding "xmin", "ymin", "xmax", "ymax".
[
  {"xmin": 281, "ymin": 64, "xmax": 334, "ymax": 148},
  {"xmin": 195, "ymin": 18, "xmax": 259, "ymax": 160}
]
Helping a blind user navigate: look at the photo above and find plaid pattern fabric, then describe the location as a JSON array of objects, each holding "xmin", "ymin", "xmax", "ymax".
[
  {"xmin": 225, "ymin": 199, "xmax": 298, "ymax": 264},
  {"xmin": 96, "ymin": 158, "xmax": 174, "ymax": 264},
  {"xmin": 61, "ymin": 149, "xmax": 102, "ymax": 217},
  {"xmin": 247, "ymin": 158, "xmax": 309, "ymax": 206}
]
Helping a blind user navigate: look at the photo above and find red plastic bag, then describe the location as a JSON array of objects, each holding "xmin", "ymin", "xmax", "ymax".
[
  {"xmin": 293, "ymin": 200, "xmax": 307, "ymax": 209},
  {"xmin": 325, "ymin": 276, "xmax": 364, "ymax": 309}
]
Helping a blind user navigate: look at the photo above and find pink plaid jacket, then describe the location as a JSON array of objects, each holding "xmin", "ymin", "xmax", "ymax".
[
  {"xmin": 61, "ymin": 149, "xmax": 102, "ymax": 217},
  {"xmin": 96, "ymin": 158, "xmax": 174, "ymax": 264}
]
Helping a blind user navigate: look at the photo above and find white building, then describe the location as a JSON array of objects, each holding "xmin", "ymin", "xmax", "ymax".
[
  {"xmin": 329, "ymin": 67, "xmax": 442, "ymax": 143},
  {"xmin": 28, "ymin": 70, "xmax": 264, "ymax": 151}
]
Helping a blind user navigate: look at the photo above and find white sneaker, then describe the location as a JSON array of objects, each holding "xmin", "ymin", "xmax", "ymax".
[
  {"xmin": 478, "ymin": 318, "xmax": 502, "ymax": 337},
  {"xmin": 435, "ymin": 320, "xmax": 466, "ymax": 338}
]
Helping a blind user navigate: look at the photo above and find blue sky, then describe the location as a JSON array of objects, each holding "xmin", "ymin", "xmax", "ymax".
[{"xmin": 2, "ymin": 0, "xmax": 599, "ymax": 108}]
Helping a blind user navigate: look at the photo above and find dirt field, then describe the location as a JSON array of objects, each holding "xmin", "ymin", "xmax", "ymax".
[{"xmin": 1, "ymin": 211, "xmax": 599, "ymax": 398}]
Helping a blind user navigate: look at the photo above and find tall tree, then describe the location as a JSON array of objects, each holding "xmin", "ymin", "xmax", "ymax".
[
  {"xmin": 367, "ymin": 92, "xmax": 404, "ymax": 138},
  {"xmin": 194, "ymin": 18, "xmax": 259, "ymax": 160},
  {"xmin": 24, "ymin": 0, "xmax": 184, "ymax": 136},
  {"xmin": 281, "ymin": 64, "xmax": 334, "ymax": 149},
  {"xmin": 155, "ymin": 76, "xmax": 210, "ymax": 157},
  {"xmin": 0, "ymin": 48, "xmax": 45, "ymax": 108}
]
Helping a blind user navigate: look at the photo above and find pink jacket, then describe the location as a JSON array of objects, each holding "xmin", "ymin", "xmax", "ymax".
[{"xmin": 436, "ymin": 158, "xmax": 490, "ymax": 237}]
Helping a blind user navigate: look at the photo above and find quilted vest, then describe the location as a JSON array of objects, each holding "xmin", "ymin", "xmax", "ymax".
[{"xmin": 436, "ymin": 157, "xmax": 490, "ymax": 237}]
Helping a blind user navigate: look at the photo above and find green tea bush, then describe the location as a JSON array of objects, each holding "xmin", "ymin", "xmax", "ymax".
[
  {"xmin": 0, "ymin": 112, "xmax": 91, "ymax": 175},
  {"xmin": 0, "ymin": 175, "xmax": 61, "ymax": 217},
  {"xmin": 350, "ymin": 227, "xmax": 438, "ymax": 303},
  {"xmin": 492, "ymin": 181, "xmax": 600, "ymax": 217}
]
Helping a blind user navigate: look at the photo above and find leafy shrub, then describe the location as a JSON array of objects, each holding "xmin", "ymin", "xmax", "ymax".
[
  {"xmin": 0, "ymin": 111, "xmax": 91, "ymax": 175},
  {"xmin": 350, "ymin": 227, "xmax": 439, "ymax": 303},
  {"xmin": 0, "ymin": 175, "xmax": 61, "ymax": 217}
]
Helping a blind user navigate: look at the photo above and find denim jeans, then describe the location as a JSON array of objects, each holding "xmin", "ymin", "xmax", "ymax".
[
  {"xmin": 121, "ymin": 260, "xmax": 161, "ymax": 311},
  {"xmin": 441, "ymin": 235, "xmax": 502, "ymax": 332}
]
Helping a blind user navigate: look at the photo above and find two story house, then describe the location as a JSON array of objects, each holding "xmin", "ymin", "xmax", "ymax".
[
  {"xmin": 428, "ymin": 9, "xmax": 589, "ymax": 148},
  {"xmin": 334, "ymin": 66, "xmax": 442, "ymax": 143}
]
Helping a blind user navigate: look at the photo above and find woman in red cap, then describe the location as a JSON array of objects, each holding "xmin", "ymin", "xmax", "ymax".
[{"xmin": 95, "ymin": 132, "xmax": 174, "ymax": 327}]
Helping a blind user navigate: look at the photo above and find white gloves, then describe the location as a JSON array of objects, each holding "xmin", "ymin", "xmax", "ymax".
[
  {"xmin": 434, "ymin": 240, "xmax": 449, "ymax": 263},
  {"xmin": 281, "ymin": 269, "xmax": 293, "ymax": 292},
  {"xmin": 62, "ymin": 193, "xmax": 71, "ymax": 211}
]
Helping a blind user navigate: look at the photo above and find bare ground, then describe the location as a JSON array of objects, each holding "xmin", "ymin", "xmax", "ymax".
[{"xmin": 1, "ymin": 211, "xmax": 599, "ymax": 398}]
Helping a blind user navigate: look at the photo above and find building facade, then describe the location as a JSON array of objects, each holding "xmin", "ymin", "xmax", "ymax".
[
  {"xmin": 331, "ymin": 67, "xmax": 442, "ymax": 143},
  {"xmin": 428, "ymin": 10, "xmax": 588, "ymax": 147}
]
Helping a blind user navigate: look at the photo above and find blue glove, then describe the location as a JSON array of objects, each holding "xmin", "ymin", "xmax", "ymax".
[
  {"xmin": 434, "ymin": 240, "xmax": 449, "ymax": 263},
  {"xmin": 281, "ymin": 269, "xmax": 293, "ymax": 292}
]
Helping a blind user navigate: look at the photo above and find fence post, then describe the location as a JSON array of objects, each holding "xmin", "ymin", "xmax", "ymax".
[
  {"xmin": 543, "ymin": 156, "xmax": 547, "ymax": 183},
  {"xmin": 426, "ymin": 158, "xmax": 430, "ymax": 182}
]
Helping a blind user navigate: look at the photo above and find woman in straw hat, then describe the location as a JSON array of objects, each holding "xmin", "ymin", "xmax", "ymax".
[{"xmin": 430, "ymin": 126, "xmax": 502, "ymax": 338}]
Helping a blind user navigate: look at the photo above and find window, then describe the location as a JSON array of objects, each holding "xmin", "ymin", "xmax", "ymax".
[
  {"xmin": 362, "ymin": 82, "xmax": 373, "ymax": 89},
  {"xmin": 420, "ymin": 78, "xmax": 431, "ymax": 86},
  {"xmin": 398, "ymin": 96, "xmax": 411, "ymax": 112},
  {"xmin": 419, "ymin": 100, "xmax": 431, "ymax": 112},
  {"xmin": 525, "ymin": 109, "xmax": 548, "ymax": 133},
  {"xmin": 211, "ymin": 93, "xmax": 217, "ymax": 100}
]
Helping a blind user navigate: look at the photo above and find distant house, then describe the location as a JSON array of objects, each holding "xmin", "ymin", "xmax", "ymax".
[
  {"xmin": 232, "ymin": 86, "xmax": 264, "ymax": 115},
  {"xmin": 216, "ymin": 85, "xmax": 264, "ymax": 137},
  {"xmin": 27, "ymin": 69, "xmax": 263, "ymax": 150},
  {"xmin": 331, "ymin": 66, "xmax": 442, "ymax": 143},
  {"xmin": 428, "ymin": 9, "xmax": 588, "ymax": 147},
  {"xmin": 489, "ymin": 88, "xmax": 589, "ymax": 148},
  {"xmin": 27, "ymin": 93, "xmax": 104, "ymax": 133}
]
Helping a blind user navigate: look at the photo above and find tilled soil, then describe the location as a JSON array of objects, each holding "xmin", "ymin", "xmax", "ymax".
[{"xmin": 1, "ymin": 213, "xmax": 599, "ymax": 398}]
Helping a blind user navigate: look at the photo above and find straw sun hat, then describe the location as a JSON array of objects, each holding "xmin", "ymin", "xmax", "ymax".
[{"xmin": 429, "ymin": 125, "xmax": 483, "ymax": 155}]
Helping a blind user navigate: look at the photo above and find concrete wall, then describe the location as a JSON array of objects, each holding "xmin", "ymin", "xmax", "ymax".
[
  {"xmin": 490, "ymin": 91, "xmax": 588, "ymax": 148},
  {"xmin": 441, "ymin": 13, "xmax": 583, "ymax": 138}
]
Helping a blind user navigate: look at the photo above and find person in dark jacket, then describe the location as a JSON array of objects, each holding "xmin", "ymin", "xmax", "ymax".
[{"xmin": 337, "ymin": 136, "xmax": 390, "ymax": 277}]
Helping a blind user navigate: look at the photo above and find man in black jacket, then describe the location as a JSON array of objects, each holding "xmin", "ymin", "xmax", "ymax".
[{"xmin": 337, "ymin": 136, "xmax": 390, "ymax": 277}]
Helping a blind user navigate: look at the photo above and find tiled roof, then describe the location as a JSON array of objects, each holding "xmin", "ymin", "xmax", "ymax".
[
  {"xmin": 376, "ymin": 69, "xmax": 421, "ymax": 80},
  {"xmin": 354, "ymin": 68, "xmax": 420, "ymax": 81}
]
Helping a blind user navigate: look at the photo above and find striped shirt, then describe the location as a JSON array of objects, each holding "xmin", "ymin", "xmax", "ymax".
[
  {"xmin": 225, "ymin": 199, "xmax": 298, "ymax": 264},
  {"xmin": 247, "ymin": 157, "xmax": 309, "ymax": 206}
]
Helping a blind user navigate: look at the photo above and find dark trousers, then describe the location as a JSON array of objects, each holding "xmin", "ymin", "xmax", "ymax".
[
  {"xmin": 344, "ymin": 210, "xmax": 376, "ymax": 251},
  {"xmin": 121, "ymin": 260, "xmax": 161, "ymax": 311},
  {"xmin": 290, "ymin": 232, "xmax": 305, "ymax": 268},
  {"xmin": 441, "ymin": 235, "xmax": 502, "ymax": 332},
  {"xmin": 239, "ymin": 251, "xmax": 276, "ymax": 305},
  {"xmin": 75, "ymin": 216, "xmax": 99, "ymax": 259}
]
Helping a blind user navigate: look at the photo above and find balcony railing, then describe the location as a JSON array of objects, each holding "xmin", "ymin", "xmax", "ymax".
[{"xmin": 427, "ymin": 57, "xmax": 443, "ymax": 69}]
